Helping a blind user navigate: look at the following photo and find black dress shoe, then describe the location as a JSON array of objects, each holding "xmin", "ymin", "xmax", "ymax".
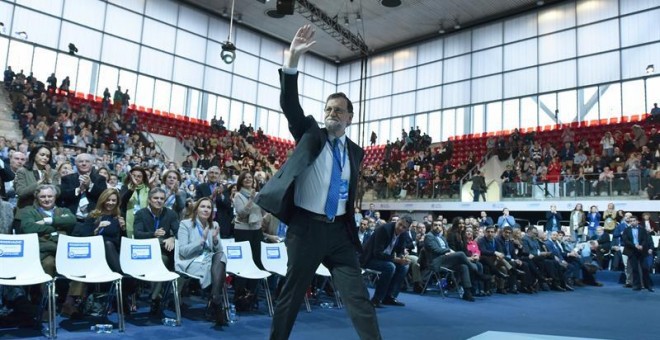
[
  {"xmin": 624, "ymin": 284, "xmax": 633, "ymax": 288},
  {"xmin": 647, "ymin": 287, "xmax": 655, "ymax": 292},
  {"xmin": 150, "ymin": 298, "xmax": 161, "ymax": 316},
  {"xmin": 370, "ymin": 298, "xmax": 384, "ymax": 308},
  {"xmin": 382, "ymin": 297, "xmax": 405, "ymax": 307},
  {"xmin": 496, "ymin": 271, "xmax": 510, "ymax": 279},
  {"xmin": 462, "ymin": 291, "xmax": 475, "ymax": 302},
  {"xmin": 563, "ymin": 284, "xmax": 574, "ymax": 292}
]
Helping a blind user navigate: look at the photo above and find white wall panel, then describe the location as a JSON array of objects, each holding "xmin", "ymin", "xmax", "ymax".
[
  {"xmin": 577, "ymin": 19, "xmax": 619, "ymax": 56},
  {"xmin": 539, "ymin": 60, "xmax": 576, "ymax": 92},
  {"xmin": 620, "ymin": 9, "xmax": 660, "ymax": 47},
  {"xmin": 443, "ymin": 55, "xmax": 471, "ymax": 83},
  {"xmin": 142, "ymin": 18, "xmax": 176, "ymax": 53},
  {"xmin": 369, "ymin": 54, "xmax": 393, "ymax": 76},
  {"xmin": 203, "ymin": 66, "xmax": 231, "ymax": 95},
  {"xmin": 504, "ymin": 67, "xmax": 538, "ymax": 98},
  {"xmin": 578, "ymin": 52, "xmax": 620, "ymax": 86},
  {"xmin": 393, "ymin": 47, "xmax": 417, "ymax": 71},
  {"xmin": 303, "ymin": 56, "xmax": 325, "ymax": 79},
  {"xmin": 63, "ymin": 0, "xmax": 105, "ymax": 31},
  {"xmin": 417, "ymin": 39, "xmax": 443, "ymax": 64},
  {"xmin": 539, "ymin": 30, "xmax": 576, "ymax": 63},
  {"xmin": 577, "ymin": 0, "xmax": 619, "ymax": 25},
  {"xmin": 12, "ymin": 8, "xmax": 60, "ymax": 49},
  {"xmin": 504, "ymin": 39, "xmax": 538, "ymax": 71},
  {"xmin": 235, "ymin": 28, "xmax": 261, "ymax": 56},
  {"xmin": 0, "ymin": 2, "xmax": 13, "ymax": 36},
  {"xmin": 16, "ymin": 0, "xmax": 62, "ymax": 15},
  {"xmin": 472, "ymin": 47, "xmax": 502, "ymax": 77},
  {"xmin": 620, "ymin": 0, "xmax": 660, "ymax": 14},
  {"xmin": 260, "ymin": 38, "xmax": 285, "ymax": 64},
  {"xmin": 472, "ymin": 22, "xmax": 503, "ymax": 50},
  {"xmin": 417, "ymin": 61, "xmax": 442, "ymax": 88},
  {"xmin": 538, "ymin": 2, "xmax": 576, "ymax": 35},
  {"xmin": 621, "ymin": 42, "xmax": 660, "ymax": 79},
  {"xmin": 415, "ymin": 86, "xmax": 441, "ymax": 112},
  {"xmin": 59, "ymin": 22, "xmax": 102, "ymax": 61},
  {"xmin": 369, "ymin": 73, "xmax": 392, "ymax": 98},
  {"xmin": 391, "ymin": 92, "xmax": 415, "ymax": 116},
  {"xmin": 139, "ymin": 46, "xmax": 173, "ymax": 79},
  {"xmin": 443, "ymin": 81, "xmax": 471, "ymax": 107},
  {"xmin": 504, "ymin": 12, "xmax": 537, "ymax": 43},
  {"xmin": 208, "ymin": 17, "xmax": 232, "ymax": 44},
  {"xmin": 471, "ymin": 75, "xmax": 502, "ymax": 103},
  {"xmin": 145, "ymin": 0, "xmax": 178, "ymax": 23},
  {"xmin": 231, "ymin": 77, "xmax": 257, "ymax": 104},
  {"xmin": 444, "ymin": 31, "xmax": 471, "ymax": 58},
  {"xmin": 175, "ymin": 29, "xmax": 206, "ymax": 61},
  {"xmin": 392, "ymin": 68, "xmax": 417, "ymax": 93},
  {"xmin": 301, "ymin": 75, "xmax": 323, "ymax": 101},
  {"xmin": 108, "ymin": 0, "xmax": 145, "ymax": 13},
  {"xmin": 177, "ymin": 5, "xmax": 208, "ymax": 36},
  {"xmin": 173, "ymin": 57, "xmax": 203, "ymax": 88},
  {"xmin": 105, "ymin": 5, "xmax": 142, "ymax": 42}
]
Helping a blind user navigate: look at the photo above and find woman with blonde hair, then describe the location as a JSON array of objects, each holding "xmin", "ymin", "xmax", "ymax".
[
  {"xmin": 602, "ymin": 203, "xmax": 617, "ymax": 233},
  {"xmin": 177, "ymin": 197, "xmax": 227, "ymax": 326}
]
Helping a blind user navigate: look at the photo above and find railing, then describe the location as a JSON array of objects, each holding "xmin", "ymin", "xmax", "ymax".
[
  {"xmin": 363, "ymin": 179, "xmax": 461, "ymax": 202},
  {"xmin": 175, "ymin": 130, "xmax": 199, "ymax": 160},
  {"xmin": 500, "ymin": 173, "xmax": 649, "ymax": 200},
  {"xmin": 141, "ymin": 130, "xmax": 171, "ymax": 161},
  {"xmin": 459, "ymin": 149, "xmax": 493, "ymax": 194}
]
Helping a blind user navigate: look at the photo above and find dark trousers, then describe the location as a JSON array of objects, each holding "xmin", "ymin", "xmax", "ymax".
[
  {"xmin": 628, "ymin": 251, "xmax": 652, "ymax": 289},
  {"xmin": 270, "ymin": 214, "xmax": 381, "ymax": 340}
]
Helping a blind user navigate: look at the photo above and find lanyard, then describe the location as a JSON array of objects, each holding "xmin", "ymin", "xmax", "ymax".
[
  {"xmin": 327, "ymin": 139, "xmax": 347, "ymax": 172},
  {"xmin": 150, "ymin": 210, "xmax": 160, "ymax": 231}
]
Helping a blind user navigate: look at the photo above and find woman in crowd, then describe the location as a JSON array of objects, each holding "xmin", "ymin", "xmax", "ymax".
[
  {"xmin": 450, "ymin": 219, "xmax": 487, "ymax": 297},
  {"xmin": 162, "ymin": 169, "xmax": 186, "ymax": 217},
  {"xmin": 176, "ymin": 197, "xmax": 227, "ymax": 326},
  {"xmin": 602, "ymin": 203, "xmax": 617, "ymax": 233},
  {"xmin": 15, "ymin": 145, "xmax": 58, "ymax": 213},
  {"xmin": 568, "ymin": 203, "xmax": 585, "ymax": 242},
  {"xmin": 120, "ymin": 167, "xmax": 150, "ymax": 238},
  {"xmin": 232, "ymin": 171, "xmax": 265, "ymax": 301},
  {"xmin": 600, "ymin": 131, "xmax": 615, "ymax": 157}
]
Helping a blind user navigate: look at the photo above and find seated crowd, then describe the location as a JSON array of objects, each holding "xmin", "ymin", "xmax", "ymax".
[
  {"xmin": 356, "ymin": 204, "xmax": 658, "ymax": 306},
  {"xmin": 0, "ymin": 67, "xmax": 658, "ymax": 330}
]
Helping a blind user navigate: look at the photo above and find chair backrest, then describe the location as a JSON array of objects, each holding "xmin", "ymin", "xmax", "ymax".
[
  {"xmin": 0, "ymin": 233, "xmax": 47, "ymax": 278},
  {"xmin": 652, "ymin": 236, "xmax": 660, "ymax": 248},
  {"xmin": 119, "ymin": 237, "xmax": 168, "ymax": 276},
  {"xmin": 55, "ymin": 234, "xmax": 112, "ymax": 277},
  {"xmin": 260, "ymin": 242, "xmax": 287, "ymax": 276},
  {"xmin": 535, "ymin": 225, "xmax": 545, "ymax": 233},
  {"xmin": 224, "ymin": 238, "xmax": 235, "ymax": 244},
  {"xmin": 223, "ymin": 241, "xmax": 260, "ymax": 273}
]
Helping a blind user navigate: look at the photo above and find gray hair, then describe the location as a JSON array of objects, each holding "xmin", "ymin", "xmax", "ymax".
[
  {"xmin": 148, "ymin": 187, "xmax": 166, "ymax": 199},
  {"xmin": 34, "ymin": 184, "xmax": 59, "ymax": 199}
]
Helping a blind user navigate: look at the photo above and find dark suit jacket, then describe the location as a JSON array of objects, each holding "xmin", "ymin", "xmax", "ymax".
[
  {"xmin": 496, "ymin": 235, "xmax": 518, "ymax": 259},
  {"xmin": 255, "ymin": 70, "xmax": 364, "ymax": 252},
  {"xmin": 545, "ymin": 211, "xmax": 563, "ymax": 231},
  {"xmin": 360, "ymin": 222, "xmax": 401, "ymax": 266},
  {"xmin": 132, "ymin": 207, "xmax": 180, "ymax": 242},
  {"xmin": 58, "ymin": 171, "xmax": 107, "ymax": 214},
  {"xmin": 0, "ymin": 165, "xmax": 14, "ymax": 200},
  {"xmin": 622, "ymin": 226, "xmax": 652, "ymax": 256},
  {"xmin": 424, "ymin": 232, "xmax": 452, "ymax": 261}
]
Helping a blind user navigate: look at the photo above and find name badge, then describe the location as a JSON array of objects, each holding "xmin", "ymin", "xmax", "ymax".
[
  {"xmin": 266, "ymin": 247, "xmax": 280, "ymax": 259},
  {"xmin": 338, "ymin": 179, "xmax": 349, "ymax": 200},
  {"xmin": 131, "ymin": 244, "xmax": 152, "ymax": 260},
  {"xmin": 67, "ymin": 242, "xmax": 91, "ymax": 259},
  {"xmin": 0, "ymin": 239, "xmax": 24, "ymax": 257}
]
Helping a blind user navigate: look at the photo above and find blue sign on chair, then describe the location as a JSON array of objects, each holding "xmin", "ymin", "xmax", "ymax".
[
  {"xmin": 0, "ymin": 239, "xmax": 24, "ymax": 257},
  {"xmin": 67, "ymin": 242, "xmax": 91, "ymax": 259},
  {"xmin": 226, "ymin": 246, "xmax": 242, "ymax": 259},
  {"xmin": 131, "ymin": 244, "xmax": 152, "ymax": 260},
  {"xmin": 266, "ymin": 247, "xmax": 280, "ymax": 259}
]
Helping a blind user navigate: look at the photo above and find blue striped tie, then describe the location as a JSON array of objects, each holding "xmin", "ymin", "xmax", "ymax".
[{"xmin": 324, "ymin": 139, "xmax": 341, "ymax": 219}]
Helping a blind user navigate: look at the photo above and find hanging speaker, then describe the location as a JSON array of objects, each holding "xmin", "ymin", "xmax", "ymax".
[{"xmin": 276, "ymin": 0, "xmax": 295, "ymax": 15}]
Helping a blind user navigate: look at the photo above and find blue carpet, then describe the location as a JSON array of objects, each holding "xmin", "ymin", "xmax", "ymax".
[{"xmin": 2, "ymin": 271, "xmax": 658, "ymax": 340}]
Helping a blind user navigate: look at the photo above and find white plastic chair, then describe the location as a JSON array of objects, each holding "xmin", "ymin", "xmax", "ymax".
[
  {"xmin": 120, "ymin": 237, "xmax": 181, "ymax": 325},
  {"xmin": 315, "ymin": 263, "xmax": 343, "ymax": 308},
  {"xmin": 224, "ymin": 241, "xmax": 274, "ymax": 316},
  {"xmin": 0, "ymin": 234, "xmax": 56, "ymax": 338},
  {"xmin": 55, "ymin": 235, "xmax": 125, "ymax": 332},
  {"xmin": 173, "ymin": 240, "xmax": 230, "ymax": 322},
  {"xmin": 260, "ymin": 242, "xmax": 310, "ymax": 312}
]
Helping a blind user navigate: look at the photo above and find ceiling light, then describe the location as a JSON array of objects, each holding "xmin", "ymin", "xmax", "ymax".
[
  {"xmin": 356, "ymin": 13, "xmax": 362, "ymax": 22},
  {"xmin": 237, "ymin": 14, "xmax": 243, "ymax": 23},
  {"xmin": 647, "ymin": 64, "xmax": 655, "ymax": 74},
  {"xmin": 344, "ymin": 16, "xmax": 349, "ymax": 25},
  {"xmin": 537, "ymin": 0, "xmax": 545, "ymax": 5},
  {"xmin": 454, "ymin": 23, "xmax": 461, "ymax": 30},
  {"xmin": 222, "ymin": 7, "xmax": 228, "ymax": 17}
]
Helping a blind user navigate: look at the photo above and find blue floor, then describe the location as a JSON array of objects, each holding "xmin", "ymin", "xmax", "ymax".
[{"xmin": 2, "ymin": 271, "xmax": 659, "ymax": 340}]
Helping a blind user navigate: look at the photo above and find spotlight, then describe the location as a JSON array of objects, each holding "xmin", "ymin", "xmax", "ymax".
[
  {"xmin": 236, "ymin": 14, "xmax": 242, "ymax": 23},
  {"xmin": 15, "ymin": 31, "xmax": 27, "ymax": 39},
  {"xmin": 647, "ymin": 64, "xmax": 655, "ymax": 74},
  {"xmin": 68, "ymin": 43, "xmax": 78, "ymax": 56},
  {"xmin": 0, "ymin": 22, "xmax": 5, "ymax": 34},
  {"xmin": 334, "ymin": 56, "xmax": 340, "ymax": 64},
  {"xmin": 356, "ymin": 13, "xmax": 362, "ymax": 22},
  {"xmin": 222, "ymin": 7, "xmax": 228, "ymax": 17},
  {"xmin": 221, "ymin": 41, "xmax": 236, "ymax": 64},
  {"xmin": 344, "ymin": 16, "xmax": 349, "ymax": 25}
]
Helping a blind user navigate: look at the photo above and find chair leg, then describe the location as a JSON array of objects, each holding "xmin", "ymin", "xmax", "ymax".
[
  {"xmin": 262, "ymin": 278, "xmax": 274, "ymax": 317},
  {"xmin": 303, "ymin": 294, "xmax": 311, "ymax": 313},
  {"xmin": 172, "ymin": 280, "xmax": 181, "ymax": 326},
  {"xmin": 115, "ymin": 280, "xmax": 125, "ymax": 332},
  {"xmin": 47, "ymin": 280, "xmax": 57, "ymax": 339},
  {"xmin": 330, "ymin": 280, "xmax": 343, "ymax": 309},
  {"xmin": 222, "ymin": 285, "xmax": 230, "ymax": 323}
]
